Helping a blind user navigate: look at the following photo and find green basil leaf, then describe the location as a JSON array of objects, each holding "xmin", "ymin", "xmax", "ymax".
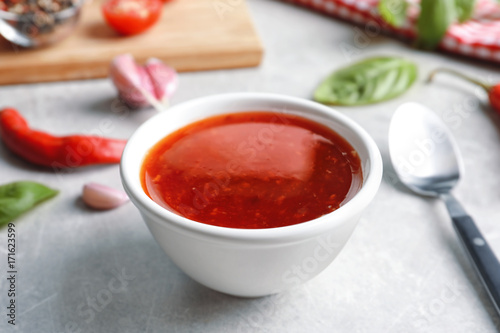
[
  {"xmin": 378, "ymin": 0, "xmax": 408, "ymax": 27},
  {"xmin": 455, "ymin": 0, "xmax": 476, "ymax": 23},
  {"xmin": 0, "ymin": 181, "xmax": 58, "ymax": 226},
  {"xmin": 416, "ymin": 0, "xmax": 457, "ymax": 50},
  {"xmin": 313, "ymin": 57, "xmax": 418, "ymax": 106}
]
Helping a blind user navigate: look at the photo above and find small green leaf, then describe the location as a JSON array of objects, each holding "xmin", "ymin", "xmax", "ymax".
[
  {"xmin": 378, "ymin": 0, "xmax": 408, "ymax": 27},
  {"xmin": 455, "ymin": 0, "xmax": 476, "ymax": 23},
  {"xmin": 313, "ymin": 57, "xmax": 418, "ymax": 106},
  {"xmin": 416, "ymin": 0, "xmax": 457, "ymax": 50},
  {"xmin": 0, "ymin": 181, "xmax": 58, "ymax": 226}
]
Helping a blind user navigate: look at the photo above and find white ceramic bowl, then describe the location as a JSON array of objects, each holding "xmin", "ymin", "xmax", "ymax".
[{"xmin": 121, "ymin": 93, "xmax": 382, "ymax": 297}]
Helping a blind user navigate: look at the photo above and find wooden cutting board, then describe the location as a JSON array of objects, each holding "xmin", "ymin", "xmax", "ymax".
[{"xmin": 0, "ymin": 0, "xmax": 263, "ymax": 85}]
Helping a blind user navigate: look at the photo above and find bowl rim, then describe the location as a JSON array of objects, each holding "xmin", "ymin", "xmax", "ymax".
[{"xmin": 121, "ymin": 93, "xmax": 383, "ymax": 244}]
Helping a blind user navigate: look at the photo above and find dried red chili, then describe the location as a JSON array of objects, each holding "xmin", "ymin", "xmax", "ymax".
[
  {"xmin": 0, "ymin": 108, "xmax": 126, "ymax": 168},
  {"xmin": 489, "ymin": 84, "xmax": 500, "ymax": 114},
  {"xmin": 429, "ymin": 68, "xmax": 500, "ymax": 115}
]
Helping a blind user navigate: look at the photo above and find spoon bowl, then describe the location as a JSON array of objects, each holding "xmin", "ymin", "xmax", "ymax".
[
  {"xmin": 389, "ymin": 102, "xmax": 463, "ymax": 196},
  {"xmin": 389, "ymin": 102, "xmax": 500, "ymax": 315}
]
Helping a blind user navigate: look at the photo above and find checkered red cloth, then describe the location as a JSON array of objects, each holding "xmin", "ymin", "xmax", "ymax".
[{"xmin": 283, "ymin": 0, "xmax": 500, "ymax": 64}]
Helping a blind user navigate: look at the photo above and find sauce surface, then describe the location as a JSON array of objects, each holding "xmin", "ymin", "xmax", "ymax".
[{"xmin": 141, "ymin": 112, "xmax": 362, "ymax": 229}]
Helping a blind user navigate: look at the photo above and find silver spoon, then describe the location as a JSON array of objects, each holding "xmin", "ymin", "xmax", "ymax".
[{"xmin": 389, "ymin": 102, "xmax": 500, "ymax": 314}]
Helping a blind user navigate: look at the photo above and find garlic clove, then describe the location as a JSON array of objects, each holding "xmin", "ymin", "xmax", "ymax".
[
  {"xmin": 82, "ymin": 183, "xmax": 129, "ymax": 210},
  {"xmin": 109, "ymin": 54, "xmax": 155, "ymax": 109},
  {"xmin": 144, "ymin": 58, "xmax": 178, "ymax": 104}
]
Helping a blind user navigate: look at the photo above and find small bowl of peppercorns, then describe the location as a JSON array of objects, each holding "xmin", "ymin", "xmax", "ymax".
[{"xmin": 0, "ymin": 0, "xmax": 84, "ymax": 48}]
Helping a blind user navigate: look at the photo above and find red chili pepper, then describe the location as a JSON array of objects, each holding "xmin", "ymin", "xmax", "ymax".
[
  {"xmin": 489, "ymin": 84, "xmax": 500, "ymax": 114},
  {"xmin": 0, "ymin": 108, "xmax": 127, "ymax": 168},
  {"xmin": 428, "ymin": 68, "xmax": 500, "ymax": 114}
]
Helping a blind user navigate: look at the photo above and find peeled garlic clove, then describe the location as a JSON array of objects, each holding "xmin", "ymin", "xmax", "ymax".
[
  {"xmin": 82, "ymin": 183, "xmax": 129, "ymax": 210},
  {"xmin": 109, "ymin": 54, "xmax": 155, "ymax": 108},
  {"xmin": 144, "ymin": 58, "xmax": 178, "ymax": 104}
]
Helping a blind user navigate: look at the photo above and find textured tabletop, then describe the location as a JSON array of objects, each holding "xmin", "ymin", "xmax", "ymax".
[{"xmin": 1, "ymin": 0, "xmax": 500, "ymax": 332}]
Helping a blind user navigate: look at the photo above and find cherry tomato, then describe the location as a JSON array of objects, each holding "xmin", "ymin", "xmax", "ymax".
[{"xmin": 102, "ymin": 0, "xmax": 163, "ymax": 36}]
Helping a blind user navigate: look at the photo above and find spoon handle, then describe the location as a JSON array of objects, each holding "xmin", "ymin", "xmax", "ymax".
[{"xmin": 444, "ymin": 196, "xmax": 500, "ymax": 314}]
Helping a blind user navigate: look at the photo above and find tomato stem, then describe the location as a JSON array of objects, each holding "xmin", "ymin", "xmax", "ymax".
[{"xmin": 428, "ymin": 68, "xmax": 492, "ymax": 93}]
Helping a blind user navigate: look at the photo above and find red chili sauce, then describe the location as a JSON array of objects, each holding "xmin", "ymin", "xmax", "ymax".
[{"xmin": 141, "ymin": 112, "xmax": 362, "ymax": 229}]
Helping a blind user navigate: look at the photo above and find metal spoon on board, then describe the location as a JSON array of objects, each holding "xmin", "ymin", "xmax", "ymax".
[{"xmin": 388, "ymin": 102, "xmax": 500, "ymax": 315}]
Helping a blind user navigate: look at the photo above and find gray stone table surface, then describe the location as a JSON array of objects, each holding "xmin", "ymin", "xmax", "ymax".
[{"xmin": 1, "ymin": 0, "xmax": 500, "ymax": 332}]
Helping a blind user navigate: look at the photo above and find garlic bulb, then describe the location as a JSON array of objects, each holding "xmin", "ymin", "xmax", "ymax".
[
  {"xmin": 145, "ymin": 57, "xmax": 178, "ymax": 105},
  {"xmin": 109, "ymin": 54, "xmax": 178, "ymax": 109}
]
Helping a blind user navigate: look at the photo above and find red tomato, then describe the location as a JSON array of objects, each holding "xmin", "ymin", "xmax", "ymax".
[{"xmin": 102, "ymin": 0, "xmax": 163, "ymax": 36}]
